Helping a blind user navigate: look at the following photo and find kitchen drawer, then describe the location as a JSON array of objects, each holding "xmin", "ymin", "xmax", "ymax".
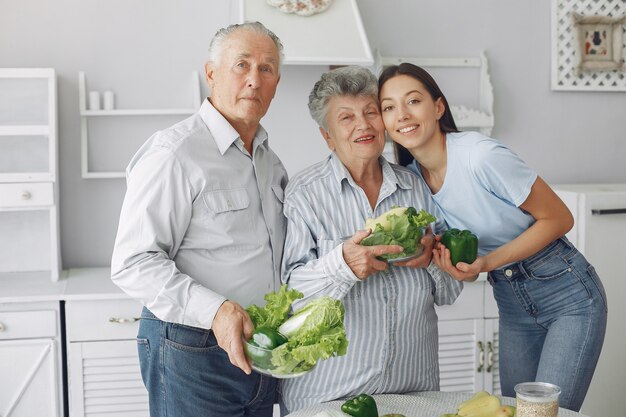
[
  {"xmin": 0, "ymin": 310, "xmax": 57, "ymax": 340},
  {"xmin": 0, "ymin": 182, "xmax": 53, "ymax": 208},
  {"xmin": 66, "ymin": 299, "xmax": 143, "ymax": 342}
]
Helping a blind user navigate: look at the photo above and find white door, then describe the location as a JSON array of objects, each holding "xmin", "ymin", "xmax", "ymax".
[
  {"xmin": 68, "ymin": 340, "xmax": 148, "ymax": 417},
  {"xmin": 572, "ymin": 191, "xmax": 626, "ymax": 417},
  {"xmin": 0, "ymin": 338, "xmax": 59, "ymax": 417}
]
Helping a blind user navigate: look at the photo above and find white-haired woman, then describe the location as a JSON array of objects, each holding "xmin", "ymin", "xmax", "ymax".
[{"xmin": 279, "ymin": 66, "xmax": 462, "ymax": 414}]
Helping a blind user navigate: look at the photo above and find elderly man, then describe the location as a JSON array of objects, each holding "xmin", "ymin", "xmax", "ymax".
[
  {"xmin": 280, "ymin": 66, "xmax": 463, "ymax": 413},
  {"xmin": 111, "ymin": 22, "xmax": 286, "ymax": 417}
]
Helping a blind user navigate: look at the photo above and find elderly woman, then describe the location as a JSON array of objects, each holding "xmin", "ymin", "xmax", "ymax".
[{"xmin": 279, "ymin": 66, "xmax": 463, "ymax": 414}]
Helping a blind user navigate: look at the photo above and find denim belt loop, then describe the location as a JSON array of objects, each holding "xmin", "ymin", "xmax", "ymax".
[{"xmin": 518, "ymin": 261, "xmax": 531, "ymax": 281}]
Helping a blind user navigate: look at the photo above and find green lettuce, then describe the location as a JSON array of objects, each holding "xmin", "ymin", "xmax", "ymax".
[
  {"xmin": 360, "ymin": 206, "xmax": 436, "ymax": 260},
  {"xmin": 246, "ymin": 285, "xmax": 303, "ymax": 330},
  {"xmin": 246, "ymin": 286, "xmax": 348, "ymax": 375}
]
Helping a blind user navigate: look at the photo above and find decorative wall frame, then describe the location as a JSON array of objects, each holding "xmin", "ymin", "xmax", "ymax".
[
  {"xmin": 551, "ymin": 0, "xmax": 626, "ymax": 91},
  {"xmin": 573, "ymin": 13, "xmax": 626, "ymax": 73}
]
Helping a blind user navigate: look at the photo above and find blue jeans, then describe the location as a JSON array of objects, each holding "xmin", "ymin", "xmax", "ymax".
[
  {"xmin": 136, "ymin": 307, "xmax": 277, "ymax": 417},
  {"xmin": 488, "ymin": 237, "xmax": 607, "ymax": 411}
]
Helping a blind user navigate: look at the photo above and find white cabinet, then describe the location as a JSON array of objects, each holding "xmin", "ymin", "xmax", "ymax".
[
  {"xmin": 554, "ymin": 184, "xmax": 626, "ymax": 417},
  {"xmin": 65, "ymin": 298, "xmax": 148, "ymax": 417},
  {"xmin": 0, "ymin": 302, "xmax": 63, "ymax": 417},
  {"xmin": 436, "ymin": 277, "xmax": 501, "ymax": 394},
  {"xmin": 0, "ymin": 68, "xmax": 61, "ymax": 281},
  {"xmin": 78, "ymin": 71, "xmax": 201, "ymax": 179}
]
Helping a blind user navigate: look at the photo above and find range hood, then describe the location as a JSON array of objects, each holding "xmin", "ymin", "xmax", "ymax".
[{"xmin": 233, "ymin": 0, "xmax": 374, "ymax": 66}]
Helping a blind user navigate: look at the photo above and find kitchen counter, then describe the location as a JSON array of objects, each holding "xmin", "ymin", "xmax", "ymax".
[
  {"xmin": 0, "ymin": 267, "xmax": 127, "ymax": 303},
  {"xmin": 0, "ymin": 271, "xmax": 68, "ymax": 303},
  {"xmin": 63, "ymin": 267, "xmax": 130, "ymax": 300}
]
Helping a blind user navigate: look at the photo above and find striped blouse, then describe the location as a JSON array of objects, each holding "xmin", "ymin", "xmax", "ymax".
[{"xmin": 280, "ymin": 153, "xmax": 463, "ymax": 413}]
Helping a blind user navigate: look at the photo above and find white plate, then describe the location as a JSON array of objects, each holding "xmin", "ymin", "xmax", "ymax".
[{"xmin": 251, "ymin": 364, "xmax": 314, "ymax": 379}]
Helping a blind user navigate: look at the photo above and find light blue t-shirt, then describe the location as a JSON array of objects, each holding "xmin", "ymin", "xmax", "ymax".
[{"xmin": 408, "ymin": 131, "xmax": 537, "ymax": 256}]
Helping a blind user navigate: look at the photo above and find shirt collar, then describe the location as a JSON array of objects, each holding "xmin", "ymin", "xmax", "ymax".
[
  {"xmin": 328, "ymin": 152, "xmax": 412, "ymax": 195},
  {"xmin": 199, "ymin": 99, "xmax": 268, "ymax": 155}
]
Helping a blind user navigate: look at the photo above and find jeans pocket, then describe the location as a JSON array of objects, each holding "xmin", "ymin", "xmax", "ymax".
[
  {"xmin": 137, "ymin": 337, "xmax": 150, "ymax": 360},
  {"xmin": 164, "ymin": 323, "xmax": 221, "ymax": 353},
  {"xmin": 527, "ymin": 254, "xmax": 572, "ymax": 281},
  {"xmin": 586, "ymin": 265, "xmax": 608, "ymax": 313}
]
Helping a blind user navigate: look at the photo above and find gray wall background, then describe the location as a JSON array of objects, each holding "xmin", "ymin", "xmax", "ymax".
[{"xmin": 1, "ymin": 0, "xmax": 625, "ymax": 268}]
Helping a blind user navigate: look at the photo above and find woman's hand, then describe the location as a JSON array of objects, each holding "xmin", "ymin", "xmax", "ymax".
[
  {"xmin": 394, "ymin": 226, "xmax": 435, "ymax": 268},
  {"xmin": 433, "ymin": 241, "xmax": 481, "ymax": 281},
  {"xmin": 342, "ymin": 229, "xmax": 403, "ymax": 280}
]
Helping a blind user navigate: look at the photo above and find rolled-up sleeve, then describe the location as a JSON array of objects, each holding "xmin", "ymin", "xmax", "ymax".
[{"xmin": 111, "ymin": 145, "xmax": 225, "ymax": 329}]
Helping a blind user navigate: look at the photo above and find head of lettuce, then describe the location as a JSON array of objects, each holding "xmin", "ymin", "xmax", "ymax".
[
  {"xmin": 245, "ymin": 285, "xmax": 348, "ymax": 375},
  {"xmin": 360, "ymin": 206, "xmax": 436, "ymax": 260}
]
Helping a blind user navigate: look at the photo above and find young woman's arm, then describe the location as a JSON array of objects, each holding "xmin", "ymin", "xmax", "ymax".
[
  {"xmin": 435, "ymin": 176, "xmax": 573, "ymax": 279},
  {"xmin": 482, "ymin": 176, "xmax": 573, "ymax": 270}
]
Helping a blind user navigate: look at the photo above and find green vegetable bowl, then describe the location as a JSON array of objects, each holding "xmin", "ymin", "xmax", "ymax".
[
  {"xmin": 244, "ymin": 340, "xmax": 316, "ymax": 379},
  {"xmin": 361, "ymin": 226, "xmax": 427, "ymax": 263}
]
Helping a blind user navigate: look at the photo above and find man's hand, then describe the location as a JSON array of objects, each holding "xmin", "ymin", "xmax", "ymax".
[
  {"xmin": 394, "ymin": 226, "xmax": 435, "ymax": 268},
  {"xmin": 212, "ymin": 300, "xmax": 254, "ymax": 374},
  {"xmin": 342, "ymin": 229, "xmax": 403, "ymax": 280},
  {"xmin": 433, "ymin": 242, "xmax": 481, "ymax": 282}
]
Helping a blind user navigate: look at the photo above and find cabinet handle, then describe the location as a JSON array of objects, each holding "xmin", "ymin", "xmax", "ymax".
[
  {"xmin": 108, "ymin": 317, "xmax": 140, "ymax": 323},
  {"xmin": 486, "ymin": 341, "xmax": 494, "ymax": 373},
  {"xmin": 477, "ymin": 341, "xmax": 484, "ymax": 372},
  {"xmin": 591, "ymin": 208, "xmax": 626, "ymax": 215},
  {"xmin": 21, "ymin": 191, "xmax": 32, "ymax": 200},
  {"xmin": 0, "ymin": 322, "xmax": 5, "ymax": 332}
]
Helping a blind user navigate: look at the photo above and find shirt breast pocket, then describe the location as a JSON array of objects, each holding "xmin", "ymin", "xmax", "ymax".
[
  {"xmin": 203, "ymin": 188, "xmax": 249, "ymax": 213},
  {"xmin": 201, "ymin": 188, "xmax": 251, "ymax": 234}
]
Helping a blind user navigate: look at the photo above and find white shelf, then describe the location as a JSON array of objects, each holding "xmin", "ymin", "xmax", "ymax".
[
  {"xmin": 0, "ymin": 172, "xmax": 54, "ymax": 183},
  {"xmin": 78, "ymin": 71, "xmax": 202, "ymax": 179},
  {"xmin": 80, "ymin": 108, "xmax": 196, "ymax": 117},
  {"xmin": 0, "ymin": 125, "xmax": 50, "ymax": 136},
  {"xmin": 235, "ymin": 0, "xmax": 373, "ymax": 66},
  {"xmin": 0, "ymin": 68, "xmax": 60, "ymax": 282}
]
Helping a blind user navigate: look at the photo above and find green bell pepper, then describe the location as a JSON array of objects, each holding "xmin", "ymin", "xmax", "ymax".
[
  {"xmin": 441, "ymin": 228, "xmax": 478, "ymax": 266},
  {"xmin": 341, "ymin": 394, "xmax": 379, "ymax": 417},
  {"xmin": 249, "ymin": 327, "xmax": 288, "ymax": 350},
  {"xmin": 245, "ymin": 327, "xmax": 288, "ymax": 370}
]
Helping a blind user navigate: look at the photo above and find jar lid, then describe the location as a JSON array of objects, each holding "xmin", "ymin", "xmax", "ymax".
[{"xmin": 514, "ymin": 382, "xmax": 561, "ymax": 403}]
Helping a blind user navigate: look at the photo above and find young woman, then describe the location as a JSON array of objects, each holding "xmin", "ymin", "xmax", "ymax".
[{"xmin": 378, "ymin": 63, "xmax": 607, "ymax": 411}]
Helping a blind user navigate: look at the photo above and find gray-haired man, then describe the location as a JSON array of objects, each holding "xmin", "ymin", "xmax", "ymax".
[{"xmin": 111, "ymin": 22, "xmax": 286, "ymax": 416}]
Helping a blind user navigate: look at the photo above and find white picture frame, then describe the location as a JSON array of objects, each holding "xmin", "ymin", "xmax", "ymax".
[{"xmin": 551, "ymin": 0, "xmax": 626, "ymax": 91}]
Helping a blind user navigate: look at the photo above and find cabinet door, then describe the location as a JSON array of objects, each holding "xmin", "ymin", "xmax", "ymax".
[
  {"xmin": 438, "ymin": 319, "xmax": 484, "ymax": 392},
  {"xmin": 68, "ymin": 340, "xmax": 148, "ymax": 417},
  {"xmin": 438, "ymin": 318, "xmax": 500, "ymax": 394},
  {"xmin": 482, "ymin": 318, "xmax": 500, "ymax": 395},
  {"xmin": 0, "ymin": 338, "xmax": 60, "ymax": 417}
]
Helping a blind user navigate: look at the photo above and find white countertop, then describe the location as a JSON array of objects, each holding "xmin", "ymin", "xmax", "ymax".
[
  {"xmin": 285, "ymin": 391, "xmax": 588, "ymax": 417},
  {"xmin": 0, "ymin": 267, "xmax": 126, "ymax": 303}
]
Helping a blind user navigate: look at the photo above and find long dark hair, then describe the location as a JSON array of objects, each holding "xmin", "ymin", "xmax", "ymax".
[{"xmin": 378, "ymin": 63, "xmax": 459, "ymax": 167}]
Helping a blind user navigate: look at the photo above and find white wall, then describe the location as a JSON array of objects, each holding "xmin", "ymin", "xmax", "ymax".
[{"xmin": 1, "ymin": 0, "xmax": 625, "ymax": 268}]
